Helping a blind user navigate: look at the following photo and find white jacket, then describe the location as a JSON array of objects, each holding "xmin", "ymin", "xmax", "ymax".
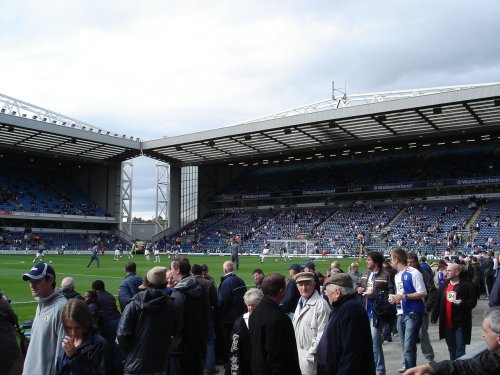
[{"xmin": 292, "ymin": 290, "xmax": 331, "ymax": 375}]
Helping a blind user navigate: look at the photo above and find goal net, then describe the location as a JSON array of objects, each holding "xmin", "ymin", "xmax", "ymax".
[{"xmin": 267, "ymin": 239, "xmax": 314, "ymax": 258}]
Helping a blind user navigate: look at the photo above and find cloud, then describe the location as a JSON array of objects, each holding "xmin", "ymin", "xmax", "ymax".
[{"xmin": 1, "ymin": 0, "xmax": 499, "ymax": 218}]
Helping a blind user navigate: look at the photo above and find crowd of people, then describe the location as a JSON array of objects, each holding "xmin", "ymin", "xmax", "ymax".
[{"xmin": 1, "ymin": 248, "xmax": 500, "ymax": 375}]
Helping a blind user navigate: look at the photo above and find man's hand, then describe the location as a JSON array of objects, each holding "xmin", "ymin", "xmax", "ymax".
[{"xmin": 403, "ymin": 363, "xmax": 434, "ymax": 374}]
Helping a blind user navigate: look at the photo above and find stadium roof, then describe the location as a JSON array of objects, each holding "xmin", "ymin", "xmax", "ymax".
[
  {"xmin": 0, "ymin": 93, "xmax": 141, "ymax": 163},
  {"xmin": 142, "ymin": 83, "xmax": 500, "ymax": 166},
  {"xmin": 1, "ymin": 83, "xmax": 499, "ymax": 165}
]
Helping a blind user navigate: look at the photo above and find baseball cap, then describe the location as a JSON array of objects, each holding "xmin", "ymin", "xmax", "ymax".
[
  {"xmin": 303, "ymin": 261, "xmax": 316, "ymax": 270},
  {"xmin": 288, "ymin": 264, "xmax": 301, "ymax": 272},
  {"xmin": 22, "ymin": 262, "xmax": 56, "ymax": 281}
]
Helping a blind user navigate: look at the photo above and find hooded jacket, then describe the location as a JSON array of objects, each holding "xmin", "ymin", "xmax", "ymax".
[
  {"xmin": 116, "ymin": 288, "xmax": 175, "ymax": 374},
  {"xmin": 170, "ymin": 276, "xmax": 209, "ymax": 355}
]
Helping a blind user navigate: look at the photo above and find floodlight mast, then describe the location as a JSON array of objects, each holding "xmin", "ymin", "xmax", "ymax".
[
  {"xmin": 155, "ymin": 162, "xmax": 170, "ymax": 234},
  {"xmin": 119, "ymin": 160, "xmax": 133, "ymax": 238}
]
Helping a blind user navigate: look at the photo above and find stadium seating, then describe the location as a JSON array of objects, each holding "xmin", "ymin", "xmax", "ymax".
[{"xmin": 0, "ymin": 163, "xmax": 105, "ymax": 216}]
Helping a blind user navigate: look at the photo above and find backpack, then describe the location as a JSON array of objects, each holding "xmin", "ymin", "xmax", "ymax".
[{"xmin": 373, "ymin": 290, "xmax": 397, "ymax": 323}]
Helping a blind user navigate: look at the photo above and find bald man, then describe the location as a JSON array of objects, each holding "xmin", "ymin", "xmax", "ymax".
[{"xmin": 431, "ymin": 262, "xmax": 477, "ymax": 360}]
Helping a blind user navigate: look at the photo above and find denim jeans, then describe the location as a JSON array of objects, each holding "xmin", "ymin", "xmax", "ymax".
[
  {"xmin": 370, "ymin": 317, "xmax": 386, "ymax": 374},
  {"xmin": 397, "ymin": 312, "xmax": 423, "ymax": 370},
  {"xmin": 205, "ymin": 318, "xmax": 217, "ymax": 373},
  {"xmin": 444, "ymin": 327, "xmax": 465, "ymax": 360},
  {"xmin": 419, "ymin": 312, "xmax": 434, "ymax": 362}
]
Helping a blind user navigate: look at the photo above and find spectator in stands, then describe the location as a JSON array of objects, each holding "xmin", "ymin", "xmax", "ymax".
[
  {"xmin": 317, "ymin": 273, "xmax": 375, "ymax": 375},
  {"xmin": 282, "ymin": 263, "xmax": 301, "ymax": 318},
  {"xmin": 252, "ymin": 269, "xmax": 265, "ymax": 289},
  {"xmin": 86, "ymin": 244, "xmax": 100, "ymax": 268},
  {"xmin": 55, "ymin": 299, "xmax": 109, "ymax": 375},
  {"xmin": 192, "ymin": 264, "xmax": 219, "ymax": 375},
  {"xmin": 118, "ymin": 261, "xmax": 143, "ymax": 312},
  {"xmin": 60, "ymin": 276, "xmax": 84, "ymax": 301},
  {"xmin": 169, "ymin": 257, "xmax": 209, "ymax": 375},
  {"xmin": 357, "ymin": 251, "xmax": 393, "ymax": 375},
  {"xmin": 227, "ymin": 288, "xmax": 264, "ymax": 375},
  {"xmin": 407, "ymin": 253, "xmax": 437, "ymax": 365},
  {"xmin": 91, "ymin": 279, "xmax": 122, "ymax": 375},
  {"xmin": 249, "ymin": 273, "xmax": 301, "ymax": 375},
  {"xmin": 390, "ymin": 248, "xmax": 427, "ymax": 373},
  {"xmin": 293, "ymin": 272, "xmax": 330, "ymax": 375},
  {"xmin": 219, "ymin": 260, "xmax": 247, "ymax": 363},
  {"xmin": 0, "ymin": 290, "xmax": 23, "ymax": 375},
  {"xmin": 431, "ymin": 262, "xmax": 478, "ymax": 360},
  {"xmin": 22, "ymin": 262, "xmax": 67, "ymax": 375},
  {"xmin": 116, "ymin": 266, "xmax": 174, "ymax": 374},
  {"xmin": 404, "ymin": 306, "xmax": 500, "ymax": 375}
]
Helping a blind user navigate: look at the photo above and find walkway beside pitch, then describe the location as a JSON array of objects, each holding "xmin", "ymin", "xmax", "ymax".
[
  {"xmin": 383, "ymin": 297, "xmax": 489, "ymax": 374},
  {"xmin": 210, "ymin": 298, "xmax": 490, "ymax": 375}
]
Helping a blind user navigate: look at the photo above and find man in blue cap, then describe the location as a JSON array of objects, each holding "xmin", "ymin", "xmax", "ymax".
[
  {"xmin": 282, "ymin": 264, "xmax": 302, "ymax": 318},
  {"xmin": 22, "ymin": 262, "xmax": 67, "ymax": 375}
]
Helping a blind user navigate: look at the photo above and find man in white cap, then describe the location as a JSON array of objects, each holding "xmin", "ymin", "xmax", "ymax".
[
  {"xmin": 292, "ymin": 272, "xmax": 330, "ymax": 375},
  {"xmin": 116, "ymin": 266, "xmax": 175, "ymax": 374},
  {"xmin": 21, "ymin": 262, "xmax": 67, "ymax": 375}
]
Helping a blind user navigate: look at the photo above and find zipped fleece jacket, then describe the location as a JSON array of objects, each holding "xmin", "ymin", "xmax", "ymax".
[{"xmin": 22, "ymin": 290, "xmax": 67, "ymax": 375}]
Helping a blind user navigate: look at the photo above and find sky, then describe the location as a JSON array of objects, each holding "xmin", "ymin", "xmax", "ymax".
[{"xmin": 1, "ymin": 0, "xmax": 499, "ymax": 219}]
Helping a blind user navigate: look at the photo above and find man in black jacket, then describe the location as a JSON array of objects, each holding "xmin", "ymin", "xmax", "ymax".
[
  {"xmin": 116, "ymin": 266, "xmax": 174, "ymax": 374},
  {"xmin": 249, "ymin": 273, "xmax": 301, "ymax": 375},
  {"xmin": 317, "ymin": 273, "xmax": 375, "ymax": 375},
  {"xmin": 281, "ymin": 263, "xmax": 301, "ymax": 318},
  {"xmin": 404, "ymin": 306, "xmax": 500, "ymax": 375},
  {"xmin": 431, "ymin": 262, "xmax": 477, "ymax": 360},
  {"xmin": 170, "ymin": 257, "xmax": 209, "ymax": 375}
]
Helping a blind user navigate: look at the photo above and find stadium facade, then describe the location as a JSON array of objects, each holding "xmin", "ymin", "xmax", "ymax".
[{"xmin": 0, "ymin": 83, "xmax": 499, "ymax": 253}]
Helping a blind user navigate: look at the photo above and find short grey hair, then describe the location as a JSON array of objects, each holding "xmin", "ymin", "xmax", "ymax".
[
  {"xmin": 484, "ymin": 307, "xmax": 500, "ymax": 334},
  {"xmin": 326, "ymin": 283, "xmax": 355, "ymax": 296},
  {"xmin": 223, "ymin": 261, "xmax": 234, "ymax": 273},
  {"xmin": 244, "ymin": 288, "xmax": 264, "ymax": 305},
  {"xmin": 61, "ymin": 277, "xmax": 75, "ymax": 290}
]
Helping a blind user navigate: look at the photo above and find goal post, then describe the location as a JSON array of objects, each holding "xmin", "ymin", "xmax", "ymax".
[{"xmin": 267, "ymin": 239, "xmax": 314, "ymax": 258}]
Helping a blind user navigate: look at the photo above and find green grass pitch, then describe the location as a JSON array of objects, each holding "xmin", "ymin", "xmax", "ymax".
[{"xmin": 0, "ymin": 253, "xmax": 365, "ymax": 323}]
